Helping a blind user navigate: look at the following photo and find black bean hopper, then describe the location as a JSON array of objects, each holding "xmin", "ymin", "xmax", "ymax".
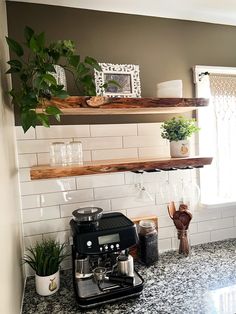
[{"xmin": 70, "ymin": 207, "xmax": 144, "ymax": 309}]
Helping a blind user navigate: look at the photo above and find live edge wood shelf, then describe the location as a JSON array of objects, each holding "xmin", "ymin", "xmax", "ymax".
[
  {"xmin": 30, "ymin": 156, "xmax": 213, "ymax": 180},
  {"xmin": 32, "ymin": 97, "xmax": 211, "ymax": 180},
  {"xmin": 37, "ymin": 96, "xmax": 209, "ymax": 115}
]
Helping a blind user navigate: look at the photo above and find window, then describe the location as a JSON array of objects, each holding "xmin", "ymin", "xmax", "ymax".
[{"xmin": 193, "ymin": 65, "xmax": 236, "ymax": 205}]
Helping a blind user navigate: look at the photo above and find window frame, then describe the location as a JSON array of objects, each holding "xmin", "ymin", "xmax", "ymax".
[{"xmin": 193, "ymin": 65, "xmax": 236, "ymax": 208}]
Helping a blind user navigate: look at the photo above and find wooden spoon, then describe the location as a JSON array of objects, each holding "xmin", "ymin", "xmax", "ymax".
[{"xmin": 167, "ymin": 201, "xmax": 176, "ymax": 219}]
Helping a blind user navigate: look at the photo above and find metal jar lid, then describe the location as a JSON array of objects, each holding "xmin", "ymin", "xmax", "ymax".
[{"xmin": 72, "ymin": 207, "xmax": 103, "ymax": 222}]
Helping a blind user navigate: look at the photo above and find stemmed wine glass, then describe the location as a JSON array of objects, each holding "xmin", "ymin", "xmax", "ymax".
[{"xmin": 133, "ymin": 171, "xmax": 154, "ymax": 202}]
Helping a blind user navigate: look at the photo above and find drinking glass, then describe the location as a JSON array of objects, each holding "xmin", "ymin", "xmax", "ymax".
[
  {"xmin": 50, "ymin": 142, "xmax": 67, "ymax": 166},
  {"xmin": 134, "ymin": 171, "xmax": 154, "ymax": 202},
  {"xmin": 66, "ymin": 141, "xmax": 83, "ymax": 165}
]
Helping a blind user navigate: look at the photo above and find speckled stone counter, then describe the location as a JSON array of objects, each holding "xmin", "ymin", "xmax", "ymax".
[{"xmin": 22, "ymin": 239, "xmax": 236, "ymax": 314}]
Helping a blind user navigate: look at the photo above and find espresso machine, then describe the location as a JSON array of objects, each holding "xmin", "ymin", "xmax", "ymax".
[{"xmin": 70, "ymin": 207, "xmax": 144, "ymax": 309}]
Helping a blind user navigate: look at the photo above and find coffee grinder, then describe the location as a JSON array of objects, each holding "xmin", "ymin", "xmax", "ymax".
[{"xmin": 70, "ymin": 207, "xmax": 144, "ymax": 309}]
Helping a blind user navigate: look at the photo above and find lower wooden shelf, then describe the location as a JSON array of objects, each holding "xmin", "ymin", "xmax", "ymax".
[{"xmin": 30, "ymin": 156, "xmax": 213, "ymax": 180}]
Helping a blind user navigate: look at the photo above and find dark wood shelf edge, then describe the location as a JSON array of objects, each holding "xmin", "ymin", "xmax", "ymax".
[{"xmin": 30, "ymin": 156, "xmax": 213, "ymax": 180}]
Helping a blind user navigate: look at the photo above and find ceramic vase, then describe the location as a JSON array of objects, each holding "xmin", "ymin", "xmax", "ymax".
[
  {"xmin": 170, "ymin": 140, "xmax": 190, "ymax": 158},
  {"xmin": 35, "ymin": 270, "xmax": 60, "ymax": 296}
]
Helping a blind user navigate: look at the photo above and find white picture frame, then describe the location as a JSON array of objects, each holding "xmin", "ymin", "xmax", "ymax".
[{"xmin": 94, "ymin": 63, "xmax": 141, "ymax": 97}]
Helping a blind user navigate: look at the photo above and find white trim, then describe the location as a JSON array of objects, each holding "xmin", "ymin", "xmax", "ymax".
[
  {"xmin": 20, "ymin": 277, "xmax": 27, "ymax": 314},
  {"xmin": 200, "ymin": 200, "xmax": 236, "ymax": 209},
  {"xmin": 193, "ymin": 65, "xmax": 236, "ymax": 208}
]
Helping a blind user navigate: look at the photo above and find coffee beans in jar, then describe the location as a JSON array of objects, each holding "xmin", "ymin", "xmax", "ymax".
[{"xmin": 138, "ymin": 220, "xmax": 158, "ymax": 266}]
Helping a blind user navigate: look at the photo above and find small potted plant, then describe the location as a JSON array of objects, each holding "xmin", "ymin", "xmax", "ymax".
[
  {"xmin": 161, "ymin": 116, "xmax": 200, "ymax": 158},
  {"xmin": 23, "ymin": 239, "xmax": 67, "ymax": 296}
]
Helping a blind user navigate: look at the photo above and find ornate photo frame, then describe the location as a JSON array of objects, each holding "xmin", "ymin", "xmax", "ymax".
[{"xmin": 94, "ymin": 63, "xmax": 141, "ymax": 97}]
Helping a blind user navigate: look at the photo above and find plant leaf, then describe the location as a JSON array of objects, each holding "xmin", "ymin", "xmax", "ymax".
[
  {"xmin": 84, "ymin": 56, "xmax": 101, "ymax": 71},
  {"xmin": 42, "ymin": 73, "xmax": 57, "ymax": 86},
  {"xmin": 69, "ymin": 55, "xmax": 80, "ymax": 68},
  {"xmin": 21, "ymin": 110, "xmax": 37, "ymax": 133},
  {"xmin": 6, "ymin": 37, "xmax": 24, "ymax": 57},
  {"xmin": 24, "ymin": 26, "xmax": 34, "ymax": 44},
  {"xmin": 45, "ymin": 106, "xmax": 61, "ymax": 115},
  {"xmin": 37, "ymin": 113, "xmax": 50, "ymax": 128}
]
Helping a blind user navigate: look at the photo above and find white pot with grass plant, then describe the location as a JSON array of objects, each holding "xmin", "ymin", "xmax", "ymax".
[
  {"xmin": 23, "ymin": 239, "xmax": 67, "ymax": 296},
  {"xmin": 161, "ymin": 116, "xmax": 200, "ymax": 158}
]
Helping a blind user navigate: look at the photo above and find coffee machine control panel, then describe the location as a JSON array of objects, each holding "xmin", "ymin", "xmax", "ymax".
[
  {"xmin": 70, "ymin": 212, "xmax": 138, "ymax": 255},
  {"xmin": 77, "ymin": 231, "xmax": 132, "ymax": 254}
]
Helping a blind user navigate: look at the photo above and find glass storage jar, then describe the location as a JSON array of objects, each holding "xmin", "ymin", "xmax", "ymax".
[{"xmin": 138, "ymin": 220, "xmax": 158, "ymax": 266}]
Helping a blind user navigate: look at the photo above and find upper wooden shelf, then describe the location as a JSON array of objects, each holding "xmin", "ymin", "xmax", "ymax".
[
  {"xmin": 37, "ymin": 96, "xmax": 209, "ymax": 115},
  {"xmin": 30, "ymin": 156, "xmax": 213, "ymax": 180}
]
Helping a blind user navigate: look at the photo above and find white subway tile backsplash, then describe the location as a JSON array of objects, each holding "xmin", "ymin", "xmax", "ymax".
[
  {"xmin": 15, "ymin": 126, "xmax": 36, "ymax": 140},
  {"xmin": 79, "ymin": 137, "xmax": 122, "ymax": 150},
  {"xmin": 158, "ymin": 238, "xmax": 172, "ymax": 252},
  {"xmin": 198, "ymin": 217, "xmax": 234, "ymax": 232},
  {"xmin": 76, "ymin": 173, "xmax": 124, "ymax": 189},
  {"xmin": 40, "ymin": 189, "xmax": 94, "ymax": 207},
  {"xmin": 190, "ymin": 232, "xmax": 211, "ymax": 245},
  {"xmin": 158, "ymin": 226, "xmax": 175, "ymax": 239},
  {"xmin": 94, "ymin": 185, "xmax": 136, "ymax": 200},
  {"xmin": 193, "ymin": 208, "xmax": 221, "ymax": 222},
  {"xmin": 37, "ymin": 150, "xmax": 91, "ymax": 165},
  {"xmin": 138, "ymin": 146, "xmax": 169, "ymax": 158},
  {"xmin": 158, "ymin": 216, "xmax": 174, "ymax": 228},
  {"xmin": 111, "ymin": 196, "xmax": 155, "ymax": 211},
  {"xmin": 92, "ymin": 148, "xmax": 138, "ymax": 161},
  {"xmin": 18, "ymin": 154, "xmax": 37, "ymax": 168},
  {"xmin": 18, "ymin": 139, "xmax": 72, "ymax": 154},
  {"xmin": 21, "ymin": 195, "xmax": 41, "ymax": 209},
  {"xmin": 21, "ymin": 178, "xmax": 76, "ymax": 195},
  {"xmin": 90, "ymin": 124, "xmax": 137, "ymax": 137},
  {"xmin": 22, "ymin": 206, "xmax": 60, "ymax": 223},
  {"xmin": 23, "ymin": 217, "xmax": 70, "ymax": 236},
  {"xmin": 126, "ymin": 205, "xmax": 159, "ymax": 219},
  {"xmin": 123, "ymin": 136, "xmax": 166, "ymax": 148},
  {"xmin": 18, "ymin": 168, "xmax": 31, "ymax": 182},
  {"xmin": 24, "ymin": 235, "xmax": 43, "ymax": 248},
  {"xmin": 60, "ymin": 200, "xmax": 111, "ymax": 217},
  {"xmin": 15, "ymin": 124, "xmax": 236, "ymax": 258},
  {"xmin": 42, "ymin": 230, "xmax": 71, "ymax": 244},
  {"xmin": 138, "ymin": 123, "xmax": 162, "ymax": 136},
  {"xmin": 36, "ymin": 125, "xmax": 90, "ymax": 139},
  {"xmin": 210, "ymin": 227, "xmax": 236, "ymax": 242},
  {"xmin": 221, "ymin": 206, "xmax": 236, "ymax": 218}
]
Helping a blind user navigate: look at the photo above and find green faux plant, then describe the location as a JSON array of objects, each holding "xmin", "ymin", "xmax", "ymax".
[
  {"xmin": 6, "ymin": 26, "xmax": 105, "ymax": 133},
  {"xmin": 161, "ymin": 116, "xmax": 200, "ymax": 141},
  {"xmin": 23, "ymin": 239, "xmax": 67, "ymax": 276}
]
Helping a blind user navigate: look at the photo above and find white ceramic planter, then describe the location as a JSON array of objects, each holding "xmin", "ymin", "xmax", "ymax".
[
  {"xmin": 170, "ymin": 140, "xmax": 190, "ymax": 158},
  {"xmin": 35, "ymin": 270, "xmax": 60, "ymax": 296}
]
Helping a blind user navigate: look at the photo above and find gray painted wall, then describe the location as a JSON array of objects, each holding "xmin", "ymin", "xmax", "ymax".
[{"xmin": 6, "ymin": 2, "xmax": 236, "ymax": 124}]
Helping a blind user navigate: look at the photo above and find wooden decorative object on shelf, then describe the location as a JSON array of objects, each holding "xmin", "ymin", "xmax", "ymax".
[
  {"xmin": 30, "ymin": 156, "xmax": 213, "ymax": 180},
  {"xmin": 36, "ymin": 96, "xmax": 209, "ymax": 115}
]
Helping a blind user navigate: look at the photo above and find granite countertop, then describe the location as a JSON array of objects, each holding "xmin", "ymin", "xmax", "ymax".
[{"xmin": 22, "ymin": 239, "xmax": 236, "ymax": 314}]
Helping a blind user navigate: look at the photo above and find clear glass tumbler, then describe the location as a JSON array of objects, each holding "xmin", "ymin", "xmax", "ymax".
[
  {"xmin": 50, "ymin": 142, "xmax": 67, "ymax": 166},
  {"xmin": 66, "ymin": 141, "xmax": 83, "ymax": 165}
]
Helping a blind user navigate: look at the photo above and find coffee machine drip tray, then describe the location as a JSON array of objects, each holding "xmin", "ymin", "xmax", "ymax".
[{"xmin": 75, "ymin": 270, "xmax": 144, "ymax": 309}]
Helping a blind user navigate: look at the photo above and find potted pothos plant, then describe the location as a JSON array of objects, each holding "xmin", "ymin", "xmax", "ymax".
[
  {"xmin": 6, "ymin": 26, "xmax": 116, "ymax": 133},
  {"xmin": 23, "ymin": 239, "xmax": 67, "ymax": 296},
  {"xmin": 161, "ymin": 116, "xmax": 200, "ymax": 158}
]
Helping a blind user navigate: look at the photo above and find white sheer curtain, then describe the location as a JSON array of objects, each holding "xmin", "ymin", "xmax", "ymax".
[{"xmin": 209, "ymin": 75, "xmax": 236, "ymax": 200}]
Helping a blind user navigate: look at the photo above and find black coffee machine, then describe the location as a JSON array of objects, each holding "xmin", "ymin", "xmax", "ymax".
[{"xmin": 70, "ymin": 207, "xmax": 144, "ymax": 309}]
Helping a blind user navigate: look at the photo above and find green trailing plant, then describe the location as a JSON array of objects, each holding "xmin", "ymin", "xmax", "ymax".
[
  {"xmin": 23, "ymin": 239, "xmax": 67, "ymax": 276},
  {"xmin": 6, "ymin": 26, "xmax": 113, "ymax": 133},
  {"xmin": 161, "ymin": 116, "xmax": 200, "ymax": 141}
]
